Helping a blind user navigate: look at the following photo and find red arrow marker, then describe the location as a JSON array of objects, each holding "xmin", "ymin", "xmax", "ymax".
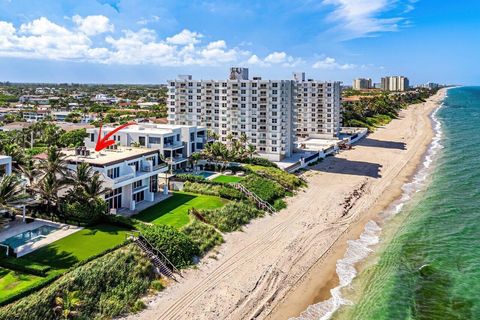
[{"xmin": 95, "ymin": 122, "xmax": 136, "ymax": 152}]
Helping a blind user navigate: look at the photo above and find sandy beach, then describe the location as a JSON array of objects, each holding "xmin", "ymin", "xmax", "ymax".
[{"xmin": 123, "ymin": 89, "xmax": 447, "ymax": 320}]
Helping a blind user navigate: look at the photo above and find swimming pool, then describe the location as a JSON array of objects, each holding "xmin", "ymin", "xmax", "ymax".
[
  {"xmin": 194, "ymin": 171, "xmax": 216, "ymax": 179},
  {"xmin": 1, "ymin": 225, "xmax": 59, "ymax": 249}
]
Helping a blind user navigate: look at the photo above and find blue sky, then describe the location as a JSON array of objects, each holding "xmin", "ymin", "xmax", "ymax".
[{"xmin": 0, "ymin": 0, "xmax": 478, "ymax": 85}]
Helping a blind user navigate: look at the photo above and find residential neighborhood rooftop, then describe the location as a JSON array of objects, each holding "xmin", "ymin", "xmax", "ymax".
[{"xmin": 63, "ymin": 147, "xmax": 159, "ymax": 166}]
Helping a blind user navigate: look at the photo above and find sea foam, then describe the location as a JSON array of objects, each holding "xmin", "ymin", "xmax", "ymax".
[{"xmin": 292, "ymin": 94, "xmax": 447, "ymax": 320}]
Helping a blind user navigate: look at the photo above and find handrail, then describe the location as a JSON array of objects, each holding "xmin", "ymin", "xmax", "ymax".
[
  {"xmin": 128, "ymin": 231, "xmax": 181, "ymax": 276},
  {"xmin": 232, "ymin": 183, "xmax": 276, "ymax": 214}
]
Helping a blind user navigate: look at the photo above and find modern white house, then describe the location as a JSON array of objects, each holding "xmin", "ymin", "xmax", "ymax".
[
  {"xmin": 64, "ymin": 147, "xmax": 168, "ymax": 213},
  {"xmin": 84, "ymin": 123, "xmax": 208, "ymax": 172},
  {"xmin": 167, "ymin": 68, "xmax": 297, "ymax": 161}
]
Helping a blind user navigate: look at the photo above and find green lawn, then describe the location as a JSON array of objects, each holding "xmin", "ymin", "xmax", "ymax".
[
  {"xmin": 211, "ymin": 175, "xmax": 244, "ymax": 183},
  {"xmin": 18, "ymin": 224, "xmax": 129, "ymax": 271},
  {"xmin": 134, "ymin": 192, "xmax": 228, "ymax": 228},
  {"xmin": 0, "ymin": 267, "xmax": 44, "ymax": 303}
]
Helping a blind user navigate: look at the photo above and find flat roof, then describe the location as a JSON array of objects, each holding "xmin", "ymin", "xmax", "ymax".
[
  {"xmin": 91, "ymin": 123, "xmax": 207, "ymax": 135},
  {"xmin": 64, "ymin": 147, "xmax": 158, "ymax": 167}
]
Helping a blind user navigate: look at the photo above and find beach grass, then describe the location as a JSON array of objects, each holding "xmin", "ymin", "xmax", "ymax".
[
  {"xmin": 211, "ymin": 175, "xmax": 244, "ymax": 183},
  {"xmin": 134, "ymin": 192, "xmax": 229, "ymax": 228}
]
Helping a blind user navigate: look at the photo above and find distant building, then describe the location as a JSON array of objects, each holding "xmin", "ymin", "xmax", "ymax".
[
  {"xmin": 381, "ymin": 76, "xmax": 410, "ymax": 91},
  {"xmin": 352, "ymin": 78, "xmax": 373, "ymax": 90},
  {"xmin": 421, "ymin": 82, "xmax": 440, "ymax": 90}
]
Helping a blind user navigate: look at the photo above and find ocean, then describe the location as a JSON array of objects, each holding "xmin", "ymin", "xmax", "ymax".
[{"xmin": 295, "ymin": 86, "xmax": 480, "ymax": 320}]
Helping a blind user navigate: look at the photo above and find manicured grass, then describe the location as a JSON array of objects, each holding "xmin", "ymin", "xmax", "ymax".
[
  {"xmin": 211, "ymin": 175, "xmax": 244, "ymax": 183},
  {"xmin": 0, "ymin": 267, "xmax": 43, "ymax": 302},
  {"xmin": 18, "ymin": 224, "xmax": 129, "ymax": 271},
  {"xmin": 134, "ymin": 192, "xmax": 228, "ymax": 228}
]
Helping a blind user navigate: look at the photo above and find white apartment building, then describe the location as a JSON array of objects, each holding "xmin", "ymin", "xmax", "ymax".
[
  {"xmin": 381, "ymin": 76, "xmax": 410, "ymax": 91},
  {"xmin": 294, "ymin": 73, "xmax": 342, "ymax": 139},
  {"xmin": 167, "ymin": 68, "xmax": 296, "ymax": 161},
  {"xmin": 352, "ymin": 78, "xmax": 373, "ymax": 90},
  {"xmin": 84, "ymin": 123, "xmax": 208, "ymax": 171},
  {"xmin": 0, "ymin": 156, "xmax": 12, "ymax": 176},
  {"xmin": 64, "ymin": 147, "xmax": 168, "ymax": 213}
]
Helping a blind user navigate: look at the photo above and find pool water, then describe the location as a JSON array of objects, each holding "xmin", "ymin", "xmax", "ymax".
[
  {"xmin": 195, "ymin": 171, "xmax": 216, "ymax": 179},
  {"xmin": 1, "ymin": 225, "xmax": 59, "ymax": 249}
]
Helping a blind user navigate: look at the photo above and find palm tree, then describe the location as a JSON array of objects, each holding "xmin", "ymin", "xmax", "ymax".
[
  {"xmin": 54, "ymin": 290, "xmax": 82, "ymax": 320},
  {"xmin": 37, "ymin": 147, "xmax": 69, "ymax": 180},
  {"xmin": 189, "ymin": 152, "xmax": 201, "ymax": 173},
  {"xmin": 35, "ymin": 172, "xmax": 63, "ymax": 217},
  {"xmin": 246, "ymin": 144, "xmax": 257, "ymax": 160},
  {"xmin": 17, "ymin": 158, "xmax": 38, "ymax": 196},
  {"xmin": 0, "ymin": 175, "xmax": 28, "ymax": 218}
]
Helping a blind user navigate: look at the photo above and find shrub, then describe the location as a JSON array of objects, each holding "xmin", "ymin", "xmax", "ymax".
[
  {"xmin": 200, "ymin": 202, "xmax": 264, "ymax": 232},
  {"xmin": 183, "ymin": 181, "xmax": 244, "ymax": 200},
  {"xmin": 245, "ymin": 165, "xmax": 304, "ymax": 190},
  {"xmin": 273, "ymin": 199, "xmax": 287, "ymax": 211},
  {"xmin": 101, "ymin": 214, "xmax": 144, "ymax": 230},
  {"xmin": 0, "ymin": 245, "xmax": 155, "ymax": 320},
  {"xmin": 181, "ymin": 219, "xmax": 224, "ymax": 254},
  {"xmin": 139, "ymin": 224, "xmax": 199, "ymax": 268},
  {"xmin": 243, "ymin": 157, "xmax": 278, "ymax": 168},
  {"xmin": 175, "ymin": 174, "xmax": 207, "ymax": 183},
  {"xmin": 240, "ymin": 175, "xmax": 285, "ymax": 204},
  {"xmin": 59, "ymin": 196, "xmax": 108, "ymax": 225}
]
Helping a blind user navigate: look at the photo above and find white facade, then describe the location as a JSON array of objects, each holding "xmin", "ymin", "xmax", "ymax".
[
  {"xmin": 64, "ymin": 147, "xmax": 168, "ymax": 213},
  {"xmin": 295, "ymin": 79, "xmax": 342, "ymax": 138},
  {"xmin": 167, "ymin": 70, "xmax": 296, "ymax": 161},
  {"xmin": 352, "ymin": 78, "xmax": 373, "ymax": 90},
  {"xmin": 381, "ymin": 76, "xmax": 410, "ymax": 91},
  {"xmin": 84, "ymin": 123, "xmax": 208, "ymax": 171}
]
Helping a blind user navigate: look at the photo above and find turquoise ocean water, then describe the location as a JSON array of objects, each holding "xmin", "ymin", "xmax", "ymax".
[{"xmin": 294, "ymin": 86, "xmax": 480, "ymax": 320}]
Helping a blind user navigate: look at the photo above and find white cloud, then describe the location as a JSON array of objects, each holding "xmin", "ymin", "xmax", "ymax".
[
  {"xmin": 264, "ymin": 51, "xmax": 287, "ymax": 64},
  {"xmin": 166, "ymin": 29, "xmax": 202, "ymax": 45},
  {"xmin": 0, "ymin": 16, "xmax": 308, "ymax": 69},
  {"xmin": 248, "ymin": 51, "xmax": 304, "ymax": 67},
  {"xmin": 323, "ymin": 0, "xmax": 410, "ymax": 39},
  {"xmin": 72, "ymin": 15, "xmax": 114, "ymax": 35},
  {"xmin": 312, "ymin": 57, "xmax": 355, "ymax": 70}
]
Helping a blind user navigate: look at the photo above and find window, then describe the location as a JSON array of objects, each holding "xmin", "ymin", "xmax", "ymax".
[
  {"xmin": 105, "ymin": 187, "xmax": 122, "ymax": 209},
  {"xmin": 139, "ymin": 136, "xmax": 146, "ymax": 146},
  {"xmin": 133, "ymin": 180, "xmax": 143, "ymax": 189},
  {"xmin": 150, "ymin": 175, "xmax": 158, "ymax": 193},
  {"xmin": 107, "ymin": 167, "xmax": 120, "ymax": 179},
  {"xmin": 133, "ymin": 191, "xmax": 145, "ymax": 203},
  {"xmin": 129, "ymin": 161, "xmax": 139, "ymax": 172},
  {"xmin": 148, "ymin": 136, "xmax": 161, "ymax": 144},
  {"xmin": 90, "ymin": 133, "xmax": 95, "ymax": 142}
]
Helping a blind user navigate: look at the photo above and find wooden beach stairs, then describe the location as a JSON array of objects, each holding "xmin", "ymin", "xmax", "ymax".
[
  {"xmin": 232, "ymin": 183, "xmax": 276, "ymax": 214},
  {"xmin": 128, "ymin": 232, "xmax": 181, "ymax": 280}
]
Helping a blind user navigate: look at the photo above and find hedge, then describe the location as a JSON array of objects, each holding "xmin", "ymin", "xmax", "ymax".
[
  {"xmin": 0, "ymin": 258, "xmax": 51, "ymax": 277},
  {"xmin": 245, "ymin": 165, "xmax": 304, "ymax": 190},
  {"xmin": 240, "ymin": 175, "xmax": 285, "ymax": 204},
  {"xmin": 182, "ymin": 181, "xmax": 244, "ymax": 200},
  {"xmin": 139, "ymin": 224, "xmax": 199, "ymax": 268}
]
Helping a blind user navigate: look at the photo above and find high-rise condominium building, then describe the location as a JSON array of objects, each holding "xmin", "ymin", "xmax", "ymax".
[
  {"xmin": 352, "ymin": 78, "xmax": 373, "ymax": 90},
  {"xmin": 294, "ymin": 74, "xmax": 342, "ymax": 138},
  {"xmin": 167, "ymin": 68, "xmax": 296, "ymax": 161},
  {"xmin": 381, "ymin": 76, "xmax": 410, "ymax": 91}
]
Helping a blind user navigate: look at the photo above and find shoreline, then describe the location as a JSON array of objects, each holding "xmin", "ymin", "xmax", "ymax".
[
  {"xmin": 267, "ymin": 88, "xmax": 448, "ymax": 320},
  {"xmin": 123, "ymin": 89, "xmax": 447, "ymax": 320}
]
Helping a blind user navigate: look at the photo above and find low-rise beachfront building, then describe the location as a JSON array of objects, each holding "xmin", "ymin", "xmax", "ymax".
[
  {"xmin": 64, "ymin": 147, "xmax": 168, "ymax": 213},
  {"xmin": 84, "ymin": 123, "xmax": 208, "ymax": 171}
]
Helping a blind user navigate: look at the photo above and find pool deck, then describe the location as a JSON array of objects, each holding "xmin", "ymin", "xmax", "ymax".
[{"xmin": 0, "ymin": 218, "xmax": 82, "ymax": 257}]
